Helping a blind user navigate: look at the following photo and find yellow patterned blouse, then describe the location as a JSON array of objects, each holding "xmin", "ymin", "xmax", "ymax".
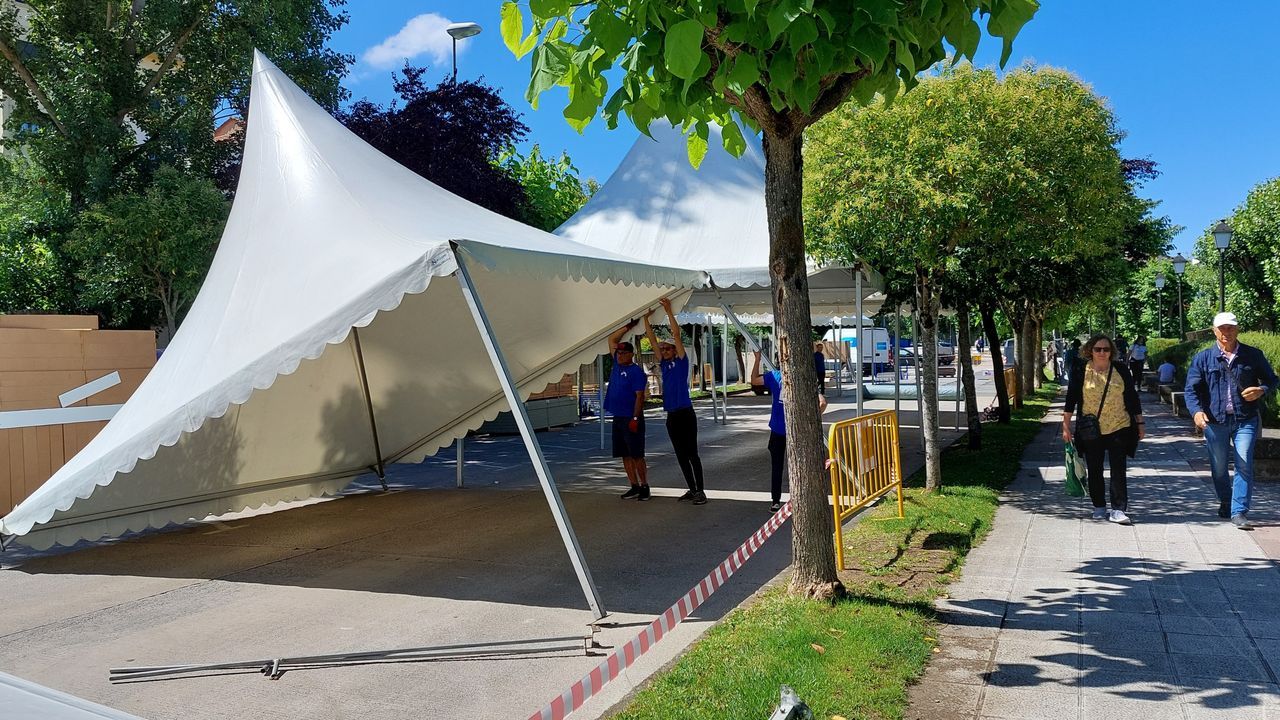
[{"xmin": 1081, "ymin": 364, "xmax": 1131, "ymax": 435}]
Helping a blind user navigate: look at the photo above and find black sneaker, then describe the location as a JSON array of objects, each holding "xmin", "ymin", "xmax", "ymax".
[
  {"xmin": 677, "ymin": 490, "xmax": 696, "ymax": 502},
  {"xmin": 1232, "ymin": 514, "xmax": 1253, "ymax": 530},
  {"xmin": 692, "ymin": 491, "xmax": 707, "ymax": 505},
  {"xmin": 1219, "ymin": 502, "xmax": 1231, "ymax": 519},
  {"xmin": 621, "ymin": 486, "xmax": 640, "ymax": 499},
  {"xmin": 769, "ymin": 502, "xmax": 782, "ymax": 514},
  {"xmin": 637, "ymin": 485, "xmax": 651, "ymax": 501}
]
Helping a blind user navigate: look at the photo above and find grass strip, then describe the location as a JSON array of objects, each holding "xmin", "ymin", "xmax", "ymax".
[{"xmin": 612, "ymin": 384, "xmax": 1058, "ymax": 720}]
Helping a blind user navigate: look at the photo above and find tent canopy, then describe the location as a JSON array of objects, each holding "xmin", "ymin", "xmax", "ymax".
[
  {"xmin": 554, "ymin": 123, "xmax": 885, "ymax": 319},
  {"xmin": 1, "ymin": 52, "xmax": 706, "ymax": 550}
]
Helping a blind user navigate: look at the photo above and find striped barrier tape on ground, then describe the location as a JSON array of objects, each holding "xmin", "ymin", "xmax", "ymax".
[{"xmin": 529, "ymin": 500, "xmax": 793, "ymax": 720}]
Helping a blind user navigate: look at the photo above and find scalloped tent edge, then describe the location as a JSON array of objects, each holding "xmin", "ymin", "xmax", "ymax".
[{"xmin": 0, "ymin": 52, "xmax": 708, "ymax": 619}]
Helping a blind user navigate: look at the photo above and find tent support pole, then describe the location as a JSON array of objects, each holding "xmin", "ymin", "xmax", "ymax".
[
  {"xmin": 716, "ymin": 301, "xmax": 774, "ymax": 372},
  {"xmin": 597, "ymin": 355, "xmax": 605, "ymax": 450},
  {"xmin": 722, "ymin": 314, "xmax": 730, "ymax": 421},
  {"xmin": 856, "ymin": 268, "xmax": 864, "ymax": 416},
  {"xmin": 351, "ymin": 327, "xmax": 388, "ymax": 491},
  {"xmin": 454, "ymin": 256, "xmax": 606, "ymax": 620},
  {"xmin": 456, "ymin": 437, "xmax": 464, "ymax": 488}
]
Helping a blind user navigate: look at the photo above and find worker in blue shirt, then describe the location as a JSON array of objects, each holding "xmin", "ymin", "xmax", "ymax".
[
  {"xmin": 751, "ymin": 350, "xmax": 827, "ymax": 514},
  {"xmin": 1185, "ymin": 312, "xmax": 1278, "ymax": 528},
  {"xmin": 606, "ymin": 320, "xmax": 651, "ymax": 500},
  {"xmin": 643, "ymin": 297, "xmax": 706, "ymax": 504}
]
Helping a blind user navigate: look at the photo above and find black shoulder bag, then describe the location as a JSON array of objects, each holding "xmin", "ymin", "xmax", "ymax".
[{"xmin": 1075, "ymin": 364, "xmax": 1113, "ymax": 444}]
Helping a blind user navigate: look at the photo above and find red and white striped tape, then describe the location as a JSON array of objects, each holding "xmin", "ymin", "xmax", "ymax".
[{"xmin": 528, "ymin": 501, "xmax": 793, "ymax": 720}]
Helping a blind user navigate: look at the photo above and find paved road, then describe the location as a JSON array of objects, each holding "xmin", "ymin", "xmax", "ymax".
[
  {"xmin": 0, "ymin": 370, "xmax": 1000, "ymax": 720},
  {"xmin": 910, "ymin": 388, "xmax": 1280, "ymax": 720}
]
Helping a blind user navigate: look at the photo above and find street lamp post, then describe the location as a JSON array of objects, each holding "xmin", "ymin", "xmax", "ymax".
[
  {"xmin": 446, "ymin": 22, "xmax": 482, "ymax": 81},
  {"xmin": 1212, "ymin": 220, "xmax": 1233, "ymax": 313},
  {"xmin": 1171, "ymin": 253, "xmax": 1187, "ymax": 339},
  {"xmin": 1154, "ymin": 272, "xmax": 1166, "ymax": 337}
]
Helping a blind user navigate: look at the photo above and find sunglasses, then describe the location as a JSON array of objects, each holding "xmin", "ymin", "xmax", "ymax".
[{"xmin": 1092, "ymin": 346, "xmax": 1112, "ymax": 353}]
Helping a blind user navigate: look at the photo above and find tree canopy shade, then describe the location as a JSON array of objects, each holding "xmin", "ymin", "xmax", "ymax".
[
  {"xmin": 505, "ymin": 0, "xmax": 1038, "ymax": 598},
  {"xmin": 805, "ymin": 64, "xmax": 1145, "ymax": 477}
]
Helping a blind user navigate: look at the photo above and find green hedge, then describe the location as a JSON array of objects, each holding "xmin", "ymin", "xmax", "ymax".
[{"xmin": 1148, "ymin": 331, "xmax": 1280, "ymax": 428}]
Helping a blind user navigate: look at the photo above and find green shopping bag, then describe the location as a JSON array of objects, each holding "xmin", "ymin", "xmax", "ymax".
[{"xmin": 1064, "ymin": 442, "xmax": 1087, "ymax": 497}]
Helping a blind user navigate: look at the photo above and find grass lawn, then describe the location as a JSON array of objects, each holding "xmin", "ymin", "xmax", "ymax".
[{"xmin": 612, "ymin": 384, "xmax": 1058, "ymax": 719}]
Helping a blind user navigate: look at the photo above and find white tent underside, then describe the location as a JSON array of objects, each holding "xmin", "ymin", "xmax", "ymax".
[{"xmin": 16, "ymin": 268, "xmax": 687, "ymax": 550}]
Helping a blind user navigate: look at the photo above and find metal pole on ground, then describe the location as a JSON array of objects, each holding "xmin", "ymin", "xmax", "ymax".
[{"xmin": 454, "ymin": 253, "xmax": 606, "ymax": 619}]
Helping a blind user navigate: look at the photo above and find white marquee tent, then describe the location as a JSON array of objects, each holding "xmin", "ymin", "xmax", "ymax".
[
  {"xmin": 554, "ymin": 123, "xmax": 886, "ymax": 321},
  {"xmin": 0, "ymin": 53, "xmax": 708, "ymax": 618}
]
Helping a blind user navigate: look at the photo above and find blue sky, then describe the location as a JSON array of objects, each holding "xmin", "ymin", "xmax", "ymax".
[{"xmin": 330, "ymin": 1, "xmax": 1280, "ymax": 257}]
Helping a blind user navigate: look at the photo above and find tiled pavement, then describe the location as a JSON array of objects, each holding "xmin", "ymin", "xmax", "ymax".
[{"xmin": 909, "ymin": 390, "xmax": 1280, "ymax": 720}]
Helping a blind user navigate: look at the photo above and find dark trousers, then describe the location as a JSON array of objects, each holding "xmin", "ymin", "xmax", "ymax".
[
  {"xmin": 1081, "ymin": 430, "xmax": 1128, "ymax": 511},
  {"xmin": 768, "ymin": 432, "xmax": 786, "ymax": 502},
  {"xmin": 665, "ymin": 407, "xmax": 703, "ymax": 492},
  {"xmin": 1129, "ymin": 359, "xmax": 1145, "ymax": 382}
]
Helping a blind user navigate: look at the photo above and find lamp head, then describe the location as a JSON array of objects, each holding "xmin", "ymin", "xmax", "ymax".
[
  {"xmin": 1212, "ymin": 220, "xmax": 1233, "ymax": 250},
  {"xmin": 447, "ymin": 22, "xmax": 482, "ymax": 40},
  {"xmin": 1171, "ymin": 254, "xmax": 1187, "ymax": 275},
  {"xmin": 1154, "ymin": 273, "xmax": 1166, "ymax": 289}
]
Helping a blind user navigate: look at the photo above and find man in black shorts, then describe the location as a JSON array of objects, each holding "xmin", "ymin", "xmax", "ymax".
[{"xmin": 606, "ymin": 320, "xmax": 650, "ymax": 499}]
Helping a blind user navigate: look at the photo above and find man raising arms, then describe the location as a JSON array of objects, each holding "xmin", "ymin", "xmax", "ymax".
[
  {"xmin": 643, "ymin": 298, "xmax": 706, "ymax": 504},
  {"xmin": 607, "ymin": 320, "xmax": 651, "ymax": 500}
]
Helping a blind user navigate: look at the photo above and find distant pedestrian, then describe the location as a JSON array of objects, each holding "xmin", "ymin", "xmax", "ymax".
[
  {"xmin": 813, "ymin": 343, "xmax": 827, "ymax": 394},
  {"xmin": 1185, "ymin": 312, "xmax": 1278, "ymax": 528},
  {"xmin": 1115, "ymin": 335, "xmax": 1129, "ymax": 361},
  {"xmin": 1065, "ymin": 339, "xmax": 1083, "ymax": 385},
  {"xmin": 1157, "ymin": 359, "xmax": 1176, "ymax": 385},
  {"xmin": 643, "ymin": 298, "xmax": 706, "ymax": 505},
  {"xmin": 1063, "ymin": 334, "xmax": 1145, "ymax": 525},
  {"xmin": 751, "ymin": 352, "xmax": 827, "ymax": 514},
  {"xmin": 1128, "ymin": 335, "xmax": 1148, "ymax": 382},
  {"xmin": 606, "ymin": 320, "xmax": 650, "ymax": 500}
]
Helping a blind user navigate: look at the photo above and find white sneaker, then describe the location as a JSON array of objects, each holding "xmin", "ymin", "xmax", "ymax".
[
  {"xmin": 1091, "ymin": 507, "xmax": 1107, "ymax": 520},
  {"xmin": 1109, "ymin": 509, "xmax": 1132, "ymax": 525}
]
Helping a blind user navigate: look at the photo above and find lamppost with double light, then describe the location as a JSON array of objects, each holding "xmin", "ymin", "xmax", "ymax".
[
  {"xmin": 1212, "ymin": 220, "xmax": 1233, "ymax": 312},
  {"xmin": 446, "ymin": 22, "xmax": 482, "ymax": 81},
  {"xmin": 1170, "ymin": 253, "xmax": 1187, "ymax": 338},
  {"xmin": 1154, "ymin": 272, "xmax": 1166, "ymax": 337}
]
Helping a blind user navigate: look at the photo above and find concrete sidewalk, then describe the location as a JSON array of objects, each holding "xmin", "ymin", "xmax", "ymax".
[{"xmin": 909, "ymin": 389, "xmax": 1280, "ymax": 719}]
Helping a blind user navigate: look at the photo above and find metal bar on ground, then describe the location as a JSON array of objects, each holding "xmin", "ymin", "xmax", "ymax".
[
  {"xmin": 454, "ymin": 252, "xmax": 606, "ymax": 620},
  {"xmin": 351, "ymin": 327, "xmax": 388, "ymax": 491}
]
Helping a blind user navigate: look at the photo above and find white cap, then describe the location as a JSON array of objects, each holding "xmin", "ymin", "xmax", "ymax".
[{"xmin": 1213, "ymin": 311, "xmax": 1239, "ymax": 327}]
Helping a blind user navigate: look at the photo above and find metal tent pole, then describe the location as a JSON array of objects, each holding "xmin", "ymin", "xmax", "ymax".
[
  {"xmin": 855, "ymin": 268, "xmax": 864, "ymax": 416},
  {"xmin": 350, "ymin": 327, "xmax": 388, "ymax": 491},
  {"xmin": 454, "ymin": 254, "xmax": 606, "ymax": 619},
  {"xmin": 894, "ymin": 306, "xmax": 901, "ymax": 419},
  {"xmin": 456, "ymin": 437, "xmax": 464, "ymax": 488},
  {"xmin": 835, "ymin": 317, "xmax": 843, "ymax": 397},
  {"xmin": 705, "ymin": 321, "xmax": 721, "ymax": 423},
  {"xmin": 722, "ymin": 314, "xmax": 730, "ymax": 421},
  {"xmin": 597, "ymin": 354, "xmax": 605, "ymax": 450}
]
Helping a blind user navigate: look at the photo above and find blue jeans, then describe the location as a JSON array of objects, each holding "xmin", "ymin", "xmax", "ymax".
[{"xmin": 1204, "ymin": 414, "xmax": 1260, "ymax": 516}]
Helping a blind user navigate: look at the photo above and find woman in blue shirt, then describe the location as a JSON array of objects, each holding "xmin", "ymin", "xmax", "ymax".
[{"xmin": 643, "ymin": 298, "xmax": 706, "ymax": 504}]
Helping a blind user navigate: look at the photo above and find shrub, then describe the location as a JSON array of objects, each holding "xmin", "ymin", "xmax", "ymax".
[{"xmin": 1149, "ymin": 332, "xmax": 1280, "ymax": 427}]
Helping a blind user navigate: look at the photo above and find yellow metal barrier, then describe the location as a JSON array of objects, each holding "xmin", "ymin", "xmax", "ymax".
[{"xmin": 827, "ymin": 410, "xmax": 904, "ymax": 570}]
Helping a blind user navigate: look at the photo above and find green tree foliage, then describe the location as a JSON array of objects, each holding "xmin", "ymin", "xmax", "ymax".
[
  {"xmin": 68, "ymin": 166, "xmax": 228, "ymax": 336},
  {"xmin": 805, "ymin": 64, "xmax": 1129, "ymax": 478},
  {"xmin": 0, "ymin": 156, "xmax": 72, "ymax": 312},
  {"xmin": 499, "ymin": 144, "xmax": 598, "ymax": 231},
  {"xmin": 1184, "ymin": 178, "xmax": 1280, "ymax": 331},
  {"xmin": 0, "ymin": 0, "xmax": 352, "ymax": 207},
  {"xmin": 504, "ymin": 0, "xmax": 1038, "ymax": 598}
]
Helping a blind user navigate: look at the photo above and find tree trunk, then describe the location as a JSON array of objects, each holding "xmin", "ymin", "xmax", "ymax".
[
  {"xmin": 1032, "ymin": 315, "xmax": 1046, "ymax": 388},
  {"xmin": 1006, "ymin": 301, "xmax": 1026, "ymax": 406},
  {"xmin": 957, "ymin": 304, "xmax": 981, "ymax": 449},
  {"xmin": 689, "ymin": 324, "xmax": 706, "ymax": 390},
  {"xmin": 1020, "ymin": 309, "xmax": 1036, "ymax": 394},
  {"xmin": 762, "ymin": 129, "xmax": 842, "ymax": 600},
  {"xmin": 734, "ymin": 333, "xmax": 746, "ymax": 385},
  {"xmin": 980, "ymin": 302, "xmax": 1011, "ymax": 423},
  {"xmin": 915, "ymin": 273, "xmax": 942, "ymax": 491}
]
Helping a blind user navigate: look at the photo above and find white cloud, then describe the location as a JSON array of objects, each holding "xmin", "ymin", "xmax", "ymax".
[{"xmin": 362, "ymin": 13, "xmax": 461, "ymax": 71}]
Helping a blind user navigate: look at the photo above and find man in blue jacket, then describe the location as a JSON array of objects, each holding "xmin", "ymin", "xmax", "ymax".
[{"xmin": 1185, "ymin": 312, "xmax": 1278, "ymax": 528}]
